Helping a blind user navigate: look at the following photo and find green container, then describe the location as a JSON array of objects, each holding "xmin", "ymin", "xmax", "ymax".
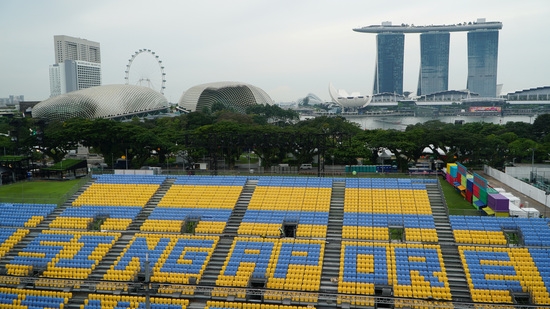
[
  {"xmin": 486, "ymin": 188, "xmax": 499, "ymax": 194},
  {"xmin": 479, "ymin": 188, "xmax": 488, "ymax": 204}
]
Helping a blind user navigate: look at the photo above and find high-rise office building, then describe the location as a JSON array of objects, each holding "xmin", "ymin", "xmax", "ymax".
[
  {"xmin": 354, "ymin": 19, "xmax": 502, "ymax": 97},
  {"xmin": 53, "ymin": 35, "xmax": 101, "ymax": 64},
  {"xmin": 374, "ymin": 33, "xmax": 404, "ymax": 95},
  {"xmin": 49, "ymin": 35, "xmax": 101, "ymax": 97},
  {"xmin": 49, "ymin": 64, "xmax": 65, "ymax": 97},
  {"xmin": 467, "ymin": 30, "xmax": 499, "ymax": 97},
  {"xmin": 418, "ymin": 32, "xmax": 450, "ymax": 96}
]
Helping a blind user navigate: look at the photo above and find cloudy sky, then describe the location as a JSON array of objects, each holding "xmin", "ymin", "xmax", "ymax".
[{"xmin": 2, "ymin": 0, "xmax": 549, "ymax": 103}]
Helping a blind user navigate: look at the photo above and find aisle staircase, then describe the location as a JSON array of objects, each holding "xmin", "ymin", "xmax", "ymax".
[
  {"xmin": 195, "ymin": 179, "xmax": 257, "ymax": 298},
  {"xmin": 318, "ymin": 181, "xmax": 345, "ymax": 304},
  {"xmin": 426, "ymin": 182, "xmax": 471, "ymax": 303},
  {"xmin": 126, "ymin": 177, "xmax": 175, "ymax": 231},
  {"xmin": 223, "ymin": 180, "xmax": 256, "ymax": 236}
]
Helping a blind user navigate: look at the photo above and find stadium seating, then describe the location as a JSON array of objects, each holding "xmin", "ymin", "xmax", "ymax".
[
  {"xmin": 0, "ymin": 203, "xmax": 56, "ymax": 228},
  {"xmin": 339, "ymin": 241, "xmax": 451, "ymax": 300},
  {"xmin": 215, "ymin": 237, "xmax": 324, "ymax": 301},
  {"xmin": 0, "ymin": 287, "xmax": 71, "ymax": 309},
  {"xmin": 239, "ymin": 177, "xmax": 331, "ymax": 237},
  {"xmin": 204, "ymin": 301, "xmax": 315, "ymax": 309},
  {"xmin": 82, "ymin": 294, "xmax": 189, "ymax": 309},
  {"xmin": 6, "ymin": 230, "xmax": 119, "ymax": 279},
  {"xmin": 459, "ymin": 246, "xmax": 550, "ymax": 304},
  {"xmin": 172, "ymin": 175, "xmax": 247, "ymax": 187},
  {"xmin": 343, "ymin": 179, "xmax": 437, "ymax": 242},
  {"xmin": 142, "ymin": 176, "xmax": 244, "ymax": 234},
  {"xmin": 206, "ymin": 301, "xmax": 314, "ymax": 309},
  {"xmin": 450, "ymin": 216, "xmax": 550, "ymax": 246},
  {"xmin": 103, "ymin": 233, "xmax": 218, "ymax": 285},
  {"xmin": 55, "ymin": 175, "xmax": 167, "ymax": 230},
  {"xmin": 91, "ymin": 174, "xmax": 167, "ymax": 185},
  {"xmin": 50, "ymin": 206, "xmax": 141, "ymax": 230},
  {"xmin": 0, "ymin": 228, "xmax": 29, "ymax": 260},
  {"xmin": 3, "ymin": 174, "xmax": 550, "ymax": 307},
  {"xmin": 72, "ymin": 183, "xmax": 159, "ymax": 207}
]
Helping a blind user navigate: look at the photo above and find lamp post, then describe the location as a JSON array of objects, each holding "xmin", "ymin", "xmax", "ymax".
[
  {"xmin": 331, "ymin": 155, "xmax": 334, "ymax": 176},
  {"xmin": 531, "ymin": 148, "xmax": 536, "ymax": 183},
  {"xmin": 545, "ymin": 191, "xmax": 550, "ymax": 218},
  {"xmin": 145, "ymin": 253, "xmax": 150, "ymax": 309}
]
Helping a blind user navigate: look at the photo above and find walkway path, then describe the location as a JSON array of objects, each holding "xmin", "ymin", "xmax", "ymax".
[{"xmin": 478, "ymin": 170, "xmax": 549, "ymax": 217}]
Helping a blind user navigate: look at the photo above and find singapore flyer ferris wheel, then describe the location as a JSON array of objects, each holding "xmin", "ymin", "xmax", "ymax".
[{"xmin": 124, "ymin": 49, "xmax": 166, "ymax": 95}]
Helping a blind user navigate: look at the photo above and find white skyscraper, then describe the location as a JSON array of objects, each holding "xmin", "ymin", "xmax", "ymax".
[
  {"xmin": 49, "ymin": 35, "xmax": 101, "ymax": 97},
  {"xmin": 49, "ymin": 64, "xmax": 65, "ymax": 97},
  {"xmin": 53, "ymin": 35, "xmax": 101, "ymax": 64}
]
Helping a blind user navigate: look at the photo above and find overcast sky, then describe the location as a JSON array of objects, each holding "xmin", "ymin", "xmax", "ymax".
[{"xmin": 2, "ymin": 0, "xmax": 549, "ymax": 103}]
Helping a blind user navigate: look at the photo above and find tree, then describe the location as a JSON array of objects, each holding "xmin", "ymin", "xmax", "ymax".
[
  {"xmin": 499, "ymin": 132, "xmax": 519, "ymax": 144},
  {"xmin": 246, "ymin": 104, "xmax": 299, "ymax": 126},
  {"xmin": 247, "ymin": 126, "xmax": 285, "ymax": 169},
  {"xmin": 365, "ymin": 129, "xmax": 416, "ymax": 171},
  {"xmin": 406, "ymin": 120, "xmax": 448, "ymax": 161},
  {"xmin": 195, "ymin": 121, "xmax": 251, "ymax": 169},
  {"xmin": 211, "ymin": 102, "xmax": 227, "ymax": 113},
  {"xmin": 292, "ymin": 116, "xmax": 362, "ymax": 167},
  {"xmin": 342, "ymin": 131, "xmax": 374, "ymax": 165},
  {"xmin": 185, "ymin": 111, "xmax": 213, "ymax": 130},
  {"xmin": 532, "ymin": 113, "xmax": 550, "ymax": 141},
  {"xmin": 508, "ymin": 138, "xmax": 538, "ymax": 163},
  {"xmin": 214, "ymin": 111, "xmax": 255, "ymax": 125},
  {"xmin": 39, "ymin": 119, "xmax": 80, "ymax": 163},
  {"xmin": 479, "ymin": 134, "xmax": 509, "ymax": 167},
  {"xmin": 69, "ymin": 118, "xmax": 126, "ymax": 167},
  {"xmin": 503, "ymin": 121, "xmax": 533, "ymax": 139},
  {"xmin": 289, "ymin": 127, "xmax": 322, "ymax": 166},
  {"xmin": 0, "ymin": 135, "xmax": 13, "ymax": 156}
]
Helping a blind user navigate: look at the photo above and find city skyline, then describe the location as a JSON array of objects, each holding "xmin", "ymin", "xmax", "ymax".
[{"xmin": 1, "ymin": 0, "xmax": 549, "ymax": 103}]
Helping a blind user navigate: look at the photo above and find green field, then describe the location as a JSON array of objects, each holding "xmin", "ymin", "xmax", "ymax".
[
  {"xmin": 0, "ymin": 178, "xmax": 86, "ymax": 205},
  {"xmin": 439, "ymin": 177, "xmax": 479, "ymax": 215}
]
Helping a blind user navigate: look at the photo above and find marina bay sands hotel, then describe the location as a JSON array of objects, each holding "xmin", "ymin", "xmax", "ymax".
[{"xmin": 353, "ymin": 18, "xmax": 502, "ymax": 98}]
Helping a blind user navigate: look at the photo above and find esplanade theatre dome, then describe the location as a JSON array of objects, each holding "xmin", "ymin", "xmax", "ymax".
[
  {"xmin": 32, "ymin": 84, "xmax": 169, "ymax": 121},
  {"xmin": 178, "ymin": 81, "xmax": 273, "ymax": 113}
]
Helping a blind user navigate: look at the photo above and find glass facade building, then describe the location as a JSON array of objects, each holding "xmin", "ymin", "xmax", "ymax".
[
  {"xmin": 418, "ymin": 32, "xmax": 450, "ymax": 96},
  {"xmin": 467, "ymin": 30, "xmax": 499, "ymax": 97},
  {"xmin": 374, "ymin": 33, "xmax": 404, "ymax": 95}
]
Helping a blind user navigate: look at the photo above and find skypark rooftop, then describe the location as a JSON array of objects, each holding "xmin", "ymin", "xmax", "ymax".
[{"xmin": 353, "ymin": 20, "xmax": 502, "ymax": 34}]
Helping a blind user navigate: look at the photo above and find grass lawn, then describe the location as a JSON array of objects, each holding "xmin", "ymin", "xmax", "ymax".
[
  {"xmin": 0, "ymin": 179, "xmax": 85, "ymax": 205},
  {"xmin": 236, "ymin": 154, "xmax": 259, "ymax": 165},
  {"xmin": 439, "ymin": 177, "xmax": 478, "ymax": 215}
]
